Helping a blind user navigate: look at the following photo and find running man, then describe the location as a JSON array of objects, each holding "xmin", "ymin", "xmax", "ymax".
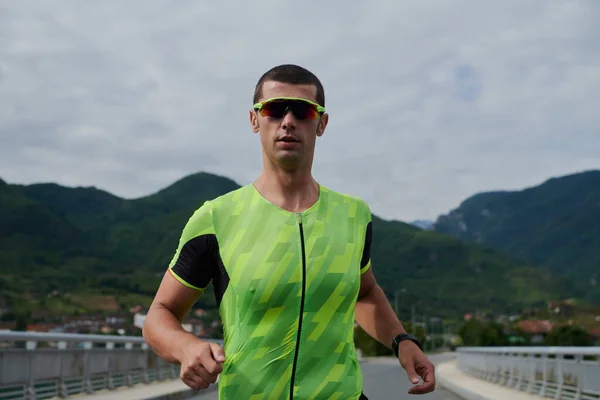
[{"xmin": 142, "ymin": 64, "xmax": 436, "ymax": 399}]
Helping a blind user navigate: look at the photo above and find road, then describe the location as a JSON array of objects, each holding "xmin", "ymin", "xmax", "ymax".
[
  {"xmin": 191, "ymin": 353, "xmax": 461, "ymax": 400},
  {"xmin": 360, "ymin": 353, "xmax": 461, "ymax": 400}
]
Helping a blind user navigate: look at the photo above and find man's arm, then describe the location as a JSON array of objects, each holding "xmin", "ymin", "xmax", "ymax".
[
  {"xmin": 355, "ymin": 209, "xmax": 436, "ymax": 395},
  {"xmin": 143, "ymin": 269, "xmax": 225, "ymax": 391},
  {"xmin": 355, "ymin": 267, "xmax": 407, "ymax": 348},
  {"xmin": 355, "ymin": 217, "xmax": 407, "ymax": 347},
  {"xmin": 142, "ymin": 271, "xmax": 204, "ymax": 363},
  {"xmin": 143, "ymin": 201, "xmax": 220, "ymax": 364}
]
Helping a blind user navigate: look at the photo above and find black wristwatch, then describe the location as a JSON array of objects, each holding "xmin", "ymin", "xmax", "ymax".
[{"xmin": 391, "ymin": 333, "xmax": 422, "ymax": 357}]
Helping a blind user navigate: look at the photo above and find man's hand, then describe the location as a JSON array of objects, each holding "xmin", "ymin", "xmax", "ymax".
[
  {"xmin": 178, "ymin": 338, "xmax": 226, "ymax": 390},
  {"xmin": 398, "ymin": 341, "xmax": 435, "ymax": 395}
]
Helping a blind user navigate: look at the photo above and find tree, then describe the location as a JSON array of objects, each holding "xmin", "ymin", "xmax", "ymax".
[
  {"xmin": 544, "ymin": 325, "xmax": 592, "ymax": 346},
  {"xmin": 354, "ymin": 325, "xmax": 393, "ymax": 357},
  {"xmin": 458, "ymin": 319, "xmax": 508, "ymax": 346}
]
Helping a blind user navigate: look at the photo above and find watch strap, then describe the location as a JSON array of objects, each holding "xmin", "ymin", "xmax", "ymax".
[{"xmin": 391, "ymin": 333, "xmax": 422, "ymax": 357}]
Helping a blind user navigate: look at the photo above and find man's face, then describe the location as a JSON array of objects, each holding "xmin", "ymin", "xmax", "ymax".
[{"xmin": 249, "ymin": 80, "xmax": 328, "ymax": 171}]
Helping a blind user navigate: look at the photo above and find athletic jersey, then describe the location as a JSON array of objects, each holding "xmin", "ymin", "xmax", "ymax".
[{"xmin": 168, "ymin": 183, "xmax": 373, "ymax": 400}]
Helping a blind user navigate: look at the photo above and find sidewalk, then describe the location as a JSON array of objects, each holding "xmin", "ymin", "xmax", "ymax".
[
  {"xmin": 436, "ymin": 359, "xmax": 544, "ymax": 400},
  {"xmin": 67, "ymin": 379, "xmax": 216, "ymax": 400}
]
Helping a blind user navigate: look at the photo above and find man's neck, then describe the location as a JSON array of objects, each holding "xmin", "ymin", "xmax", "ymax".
[{"xmin": 253, "ymin": 166, "xmax": 319, "ymax": 213}]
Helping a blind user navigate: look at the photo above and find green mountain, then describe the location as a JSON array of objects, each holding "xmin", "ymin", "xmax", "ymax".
[
  {"xmin": 433, "ymin": 169, "xmax": 600, "ymax": 303},
  {"xmin": 0, "ymin": 179, "xmax": 89, "ymax": 270},
  {"xmin": 0, "ymin": 172, "xmax": 578, "ymax": 320}
]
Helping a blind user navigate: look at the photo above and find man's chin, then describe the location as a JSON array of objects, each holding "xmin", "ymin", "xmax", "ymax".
[{"xmin": 275, "ymin": 153, "xmax": 305, "ymax": 170}]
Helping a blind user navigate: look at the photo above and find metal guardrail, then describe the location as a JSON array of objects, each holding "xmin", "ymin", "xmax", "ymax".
[
  {"xmin": 456, "ymin": 346, "xmax": 600, "ymax": 400},
  {"xmin": 0, "ymin": 330, "xmax": 223, "ymax": 400}
]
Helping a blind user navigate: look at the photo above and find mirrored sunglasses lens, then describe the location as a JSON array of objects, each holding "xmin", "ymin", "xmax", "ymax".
[
  {"xmin": 261, "ymin": 102, "xmax": 318, "ymax": 120},
  {"xmin": 290, "ymin": 103, "xmax": 318, "ymax": 120},
  {"xmin": 260, "ymin": 102, "xmax": 286, "ymax": 118}
]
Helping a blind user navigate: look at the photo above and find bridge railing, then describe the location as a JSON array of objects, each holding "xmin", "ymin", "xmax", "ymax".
[
  {"xmin": 0, "ymin": 331, "xmax": 222, "ymax": 400},
  {"xmin": 456, "ymin": 346, "xmax": 600, "ymax": 400}
]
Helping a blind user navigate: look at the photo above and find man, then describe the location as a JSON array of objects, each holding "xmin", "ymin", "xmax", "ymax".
[{"xmin": 142, "ymin": 64, "xmax": 435, "ymax": 399}]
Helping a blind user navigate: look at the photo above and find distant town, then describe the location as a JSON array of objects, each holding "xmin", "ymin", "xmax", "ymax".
[
  {"xmin": 0, "ymin": 298, "xmax": 224, "ymax": 340},
  {"xmin": 1, "ymin": 297, "xmax": 598, "ymax": 348}
]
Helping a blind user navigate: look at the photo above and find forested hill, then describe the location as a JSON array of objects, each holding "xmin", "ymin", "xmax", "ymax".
[
  {"xmin": 433, "ymin": 169, "xmax": 600, "ymax": 303},
  {"xmin": 0, "ymin": 172, "xmax": 579, "ymax": 318}
]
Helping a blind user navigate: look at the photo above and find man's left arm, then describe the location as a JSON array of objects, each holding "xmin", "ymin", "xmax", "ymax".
[
  {"xmin": 355, "ymin": 220, "xmax": 436, "ymax": 395},
  {"xmin": 355, "ymin": 268, "xmax": 407, "ymax": 352}
]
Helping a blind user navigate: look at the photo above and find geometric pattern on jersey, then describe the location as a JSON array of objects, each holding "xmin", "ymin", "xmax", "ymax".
[{"xmin": 169, "ymin": 183, "xmax": 373, "ymax": 400}]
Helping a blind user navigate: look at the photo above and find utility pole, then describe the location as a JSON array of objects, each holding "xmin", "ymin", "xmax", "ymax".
[
  {"xmin": 422, "ymin": 313, "xmax": 427, "ymax": 352},
  {"xmin": 411, "ymin": 304, "xmax": 415, "ymax": 336}
]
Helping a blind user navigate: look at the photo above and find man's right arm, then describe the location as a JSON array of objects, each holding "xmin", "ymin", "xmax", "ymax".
[
  {"xmin": 142, "ymin": 271, "xmax": 205, "ymax": 363},
  {"xmin": 142, "ymin": 202, "xmax": 220, "ymax": 364},
  {"xmin": 143, "ymin": 267, "xmax": 225, "ymax": 390}
]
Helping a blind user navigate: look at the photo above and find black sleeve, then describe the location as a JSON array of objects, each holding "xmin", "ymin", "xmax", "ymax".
[
  {"xmin": 170, "ymin": 234, "xmax": 219, "ymax": 291},
  {"xmin": 360, "ymin": 221, "xmax": 372, "ymax": 270}
]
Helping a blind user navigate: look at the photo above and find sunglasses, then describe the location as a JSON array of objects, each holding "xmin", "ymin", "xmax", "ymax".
[{"xmin": 253, "ymin": 97, "xmax": 325, "ymax": 120}]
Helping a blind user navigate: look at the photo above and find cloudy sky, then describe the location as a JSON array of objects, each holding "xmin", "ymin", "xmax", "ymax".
[{"xmin": 1, "ymin": 1, "xmax": 599, "ymax": 222}]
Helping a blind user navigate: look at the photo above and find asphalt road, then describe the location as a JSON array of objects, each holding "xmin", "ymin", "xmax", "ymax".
[
  {"xmin": 360, "ymin": 353, "xmax": 462, "ymax": 400},
  {"xmin": 191, "ymin": 353, "xmax": 462, "ymax": 400}
]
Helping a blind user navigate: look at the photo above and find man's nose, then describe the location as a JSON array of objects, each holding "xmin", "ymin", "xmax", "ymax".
[{"xmin": 280, "ymin": 108, "xmax": 297, "ymax": 129}]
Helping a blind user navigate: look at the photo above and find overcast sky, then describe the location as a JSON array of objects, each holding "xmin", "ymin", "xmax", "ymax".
[{"xmin": 1, "ymin": 1, "xmax": 599, "ymax": 222}]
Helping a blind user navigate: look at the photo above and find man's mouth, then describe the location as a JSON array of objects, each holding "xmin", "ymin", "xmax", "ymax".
[{"xmin": 278, "ymin": 136, "xmax": 299, "ymax": 142}]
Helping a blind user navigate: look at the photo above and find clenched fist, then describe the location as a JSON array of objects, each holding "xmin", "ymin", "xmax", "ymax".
[{"xmin": 178, "ymin": 339, "xmax": 226, "ymax": 390}]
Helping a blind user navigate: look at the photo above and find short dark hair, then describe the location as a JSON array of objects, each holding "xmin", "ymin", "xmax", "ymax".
[{"xmin": 253, "ymin": 64, "xmax": 325, "ymax": 106}]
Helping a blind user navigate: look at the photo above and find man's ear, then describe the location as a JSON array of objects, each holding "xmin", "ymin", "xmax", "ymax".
[
  {"xmin": 316, "ymin": 113, "xmax": 329, "ymax": 137},
  {"xmin": 249, "ymin": 110, "xmax": 260, "ymax": 133}
]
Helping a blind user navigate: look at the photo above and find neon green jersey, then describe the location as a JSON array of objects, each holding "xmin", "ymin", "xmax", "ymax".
[{"xmin": 169, "ymin": 183, "xmax": 373, "ymax": 400}]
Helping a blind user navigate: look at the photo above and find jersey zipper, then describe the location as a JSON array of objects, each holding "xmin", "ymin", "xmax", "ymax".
[{"xmin": 289, "ymin": 212, "xmax": 307, "ymax": 399}]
